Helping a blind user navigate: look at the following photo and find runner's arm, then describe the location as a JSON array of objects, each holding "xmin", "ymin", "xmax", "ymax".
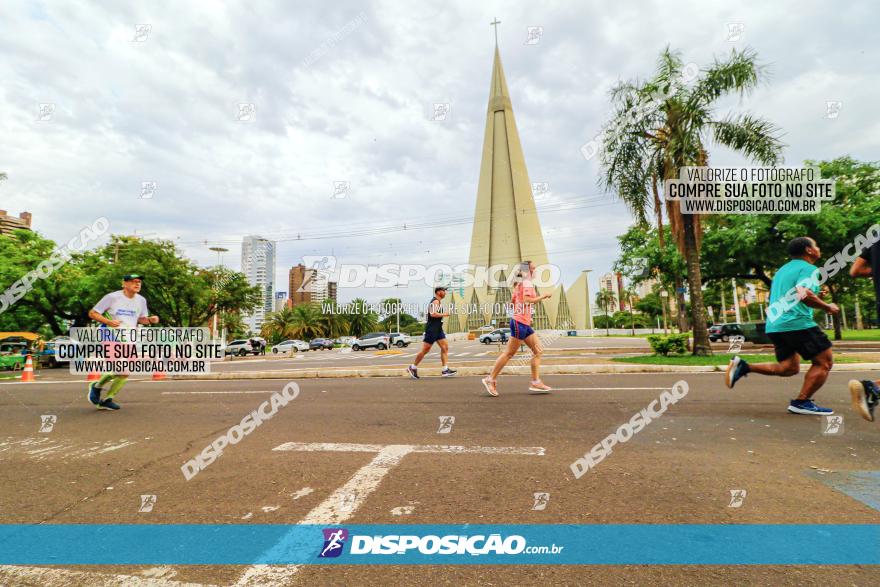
[
  {"xmin": 88, "ymin": 309, "xmax": 121, "ymax": 327},
  {"xmin": 796, "ymin": 287, "xmax": 839, "ymax": 314},
  {"xmin": 850, "ymin": 256, "xmax": 872, "ymax": 278},
  {"xmin": 429, "ymin": 301, "xmax": 448, "ymax": 318}
]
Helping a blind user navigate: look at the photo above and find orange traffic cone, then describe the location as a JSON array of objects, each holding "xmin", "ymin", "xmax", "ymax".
[
  {"xmin": 21, "ymin": 355, "xmax": 35, "ymax": 383},
  {"xmin": 87, "ymin": 371, "xmax": 100, "ymax": 382},
  {"xmin": 152, "ymin": 371, "xmax": 166, "ymax": 381}
]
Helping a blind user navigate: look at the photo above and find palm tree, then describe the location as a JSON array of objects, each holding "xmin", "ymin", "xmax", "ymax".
[
  {"xmin": 317, "ymin": 308, "xmax": 349, "ymax": 339},
  {"xmin": 344, "ymin": 298, "xmax": 378, "ymax": 337},
  {"xmin": 287, "ymin": 303, "xmax": 325, "ymax": 340},
  {"xmin": 622, "ymin": 286, "xmax": 638, "ymax": 335},
  {"xmin": 595, "ymin": 289, "xmax": 617, "ymax": 336},
  {"xmin": 601, "ymin": 47, "xmax": 784, "ymax": 354},
  {"xmin": 261, "ymin": 307, "xmax": 300, "ymax": 342}
]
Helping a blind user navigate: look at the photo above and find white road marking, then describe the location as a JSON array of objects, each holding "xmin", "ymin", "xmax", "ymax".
[
  {"xmin": 391, "ymin": 504, "xmax": 416, "ymax": 515},
  {"xmin": 291, "ymin": 487, "xmax": 314, "ymax": 500},
  {"xmin": 236, "ymin": 441, "xmax": 545, "ymax": 585}
]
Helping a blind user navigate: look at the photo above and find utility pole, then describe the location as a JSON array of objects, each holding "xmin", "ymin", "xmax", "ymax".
[
  {"xmin": 720, "ymin": 285, "xmax": 727, "ymax": 324},
  {"xmin": 855, "ymin": 297, "xmax": 863, "ymax": 330}
]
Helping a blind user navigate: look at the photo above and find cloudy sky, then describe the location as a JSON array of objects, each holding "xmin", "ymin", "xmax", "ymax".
[{"xmin": 2, "ymin": 0, "xmax": 878, "ymax": 307}]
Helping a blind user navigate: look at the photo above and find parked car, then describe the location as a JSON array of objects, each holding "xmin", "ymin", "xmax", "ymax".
[
  {"xmin": 225, "ymin": 339, "xmax": 259, "ymax": 356},
  {"xmin": 351, "ymin": 332, "xmax": 391, "ymax": 351},
  {"xmin": 708, "ymin": 323, "xmax": 745, "ymax": 342},
  {"xmin": 271, "ymin": 340, "xmax": 309, "ymax": 353},
  {"xmin": 309, "ymin": 338, "xmax": 335, "ymax": 351},
  {"xmin": 388, "ymin": 332, "xmax": 411, "ymax": 348},
  {"xmin": 479, "ymin": 328, "xmax": 509, "ymax": 344}
]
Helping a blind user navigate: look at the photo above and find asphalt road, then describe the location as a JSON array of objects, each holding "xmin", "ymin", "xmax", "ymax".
[{"xmin": 1, "ymin": 369, "xmax": 879, "ymax": 586}]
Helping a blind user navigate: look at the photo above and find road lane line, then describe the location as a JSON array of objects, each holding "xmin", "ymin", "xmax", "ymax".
[{"xmin": 237, "ymin": 442, "xmax": 545, "ymax": 585}]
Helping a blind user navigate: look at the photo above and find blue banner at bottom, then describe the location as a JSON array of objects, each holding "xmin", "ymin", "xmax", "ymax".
[{"xmin": 0, "ymin": 524, "xmax": 878, "ymax": 565}]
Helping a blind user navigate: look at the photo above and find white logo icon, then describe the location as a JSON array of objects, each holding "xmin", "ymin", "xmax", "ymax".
[
  {"xmin": 437, "ymin": 416, "xmax": 455, "ymax": 434},
  {"xmin": 133, "ymin": 24, "xmax": 152, "ymax": 42},
  {"xmin": 524, "ymin": 26, "xmax": 543, "ymax": 45},
  {"xmin": 822, "ymin": 415, "xmax": 844, "ymax": 435},
  {"xmin": 37, "ymin": 103, "xmax": 55, "ymax": 122},
  {"xmin": 531, "ymin": 492, "xmax": 550, "ymax": 510},
  {"xmin": 727, "ymin": 335, "xmax": 746, "ymax": 354},
  {"xmin": 238, "ymin": 103, "xmax": 256, "ymax": 122},
  {"xmin": 39, "ymin": 415, "xmax": 57, "ymax": 433},
  {"xmin": 727, "ymin": 23, "xmax": 744, "ymax": 42},
  {"xmin": 139, "ymin": 494, "xmax": 157, "ymax": 512},
  {"xmin": 580, "ymin": 140, "xmax": 599, "ymax": 161},
  {"xmin": 430, "ymin": 103, "xmax": 450, "ymax": 122},
  {"xmin": 728, "ymin": 489, "xmax": 747, "ymax": 508},
  {"xmin": 140, "ymin": 181, "xmax": 157, "ymax": 199},
  {"xmin": 331, "ymin": 181, "xmax": 351, "ymax": 199},
  {"xmin": 825, "ymin": 101, "xmax": 842, "ymax": 119},
  {"xmin": 532, "ymin": 182, "xmax": 551, "ymax": 201}
]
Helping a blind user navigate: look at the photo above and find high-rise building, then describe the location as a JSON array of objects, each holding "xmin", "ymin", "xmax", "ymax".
[
  {"xmin": 274, "ymin": 291, "xmax": 288, "ymax": 311},
  {"xmin": 327, "ymin": 281, "xmax": 337, "ymax": 303},
  {"xmin": 0, "ymin": 210, "xmax": 32, "ymax": 236},
  {"xmin": 289, "ymin": 263, "xmax": 332, "ymax": 306},
  {"xmin": 241, "ymin": 235, "xmax": 276, "ymax": 333}
]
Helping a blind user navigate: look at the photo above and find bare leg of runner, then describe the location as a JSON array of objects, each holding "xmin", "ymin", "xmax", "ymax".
[
  {"xmin": 412, "ymin": 342, "xmax": 432, "ymax": 366},
  {"xmin": 437, "ymin": 339, "xmax": 449, "ymax": 369}
]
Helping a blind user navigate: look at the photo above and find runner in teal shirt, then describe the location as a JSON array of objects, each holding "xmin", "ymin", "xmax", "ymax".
[
  {"xmin": 765, "ymin": 259, "xmax": 821, "ymax": 333},
  {"xmin": 724, "ymin": 237, "xmax": 840, "ymax": 416}
]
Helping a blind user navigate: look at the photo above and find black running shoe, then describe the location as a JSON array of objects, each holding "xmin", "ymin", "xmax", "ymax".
[
  {"xmin": 441, "ymin": 367, "xmax": 457, "ymax": 377},
  {"xmin": 407, "ymin": 365, "xmax": 419, "ymax": 380},
  {"xmin": 88, "ymin": 382, "xmax": 102, "ymax": 406},
  {"xmin": 98, "ymin": 398, "xmax": 120, "ymax": 410},
  {"xmin": 725, "ymin": 356, "xmax": 750, "ymax": 389},
  {"xmin": 849, "ymin": 379, "xmax": 879, "ymax": 422}
]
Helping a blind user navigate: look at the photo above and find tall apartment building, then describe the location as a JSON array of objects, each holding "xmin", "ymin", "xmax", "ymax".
[
  {"xmin": 327, "ymin": 281, "xmax": 337, "ymax": 303},
  {"xmin": 241, "ymin": 236, "xmax": 276, "ymax": 333},
  {"xmin": 0, "ymin": 210, "xmax": 32, "ymax": 236},
  {"xmin": 289, "ymin": 263, "xmax": 334, "ymax": 307}
]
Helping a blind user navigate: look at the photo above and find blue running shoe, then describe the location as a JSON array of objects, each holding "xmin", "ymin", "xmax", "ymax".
[
  {"xmin": 88, "ymin": 382, "xmax": 102, "ymax": 406},
  {"xmin": 98, "ymin": 398, "xmax": 120, "ymax": 411},
  {"xmin": 725, "ymin": 356, "xmax": 750, "ymax": 389},
  {"xmin": 787, "ymin": 399, "xmax": 833, "ymax": 415}
]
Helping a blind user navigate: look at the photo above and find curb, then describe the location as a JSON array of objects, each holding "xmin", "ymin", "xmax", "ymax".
[{"xmin": 169, "ymin": 362, "xmax": 880, "ymax": 381}]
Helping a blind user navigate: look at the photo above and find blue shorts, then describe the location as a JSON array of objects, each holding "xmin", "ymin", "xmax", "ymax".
[
  {"xmin": 510, "ymin": 319, "xmax": 535, "ymax": 340},
  {"xmin": 423, "ymin": 330, "xmax": 446, "ymax": 344}
]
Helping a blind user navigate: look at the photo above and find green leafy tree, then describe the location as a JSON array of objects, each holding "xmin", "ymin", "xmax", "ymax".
[
  {"xmin": 344, "ymin": 298, "xmax": 379, "ymax": 337},
  {"xmin": 601, "ymin": 47, "xmax": 784, "ymax": 354}
]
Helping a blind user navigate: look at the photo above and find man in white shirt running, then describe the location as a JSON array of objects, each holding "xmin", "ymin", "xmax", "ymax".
[{"xmin": 87, "ymin": 273, "xmax": 159, "ymax": 410}]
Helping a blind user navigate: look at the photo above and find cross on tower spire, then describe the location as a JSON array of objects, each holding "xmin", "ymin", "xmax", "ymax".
[{"xmin": 490, "ymin": 17, "xmax": 501, "ymax": 46}]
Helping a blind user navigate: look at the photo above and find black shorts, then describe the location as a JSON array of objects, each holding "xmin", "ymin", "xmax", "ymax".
[
  {"xmin": 423, "ymin": 329, "xmax": 446, "ymax": 344},
  {"xmin": 767, "ymin": 326, "xmax": 832, "ymax": 361}
]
